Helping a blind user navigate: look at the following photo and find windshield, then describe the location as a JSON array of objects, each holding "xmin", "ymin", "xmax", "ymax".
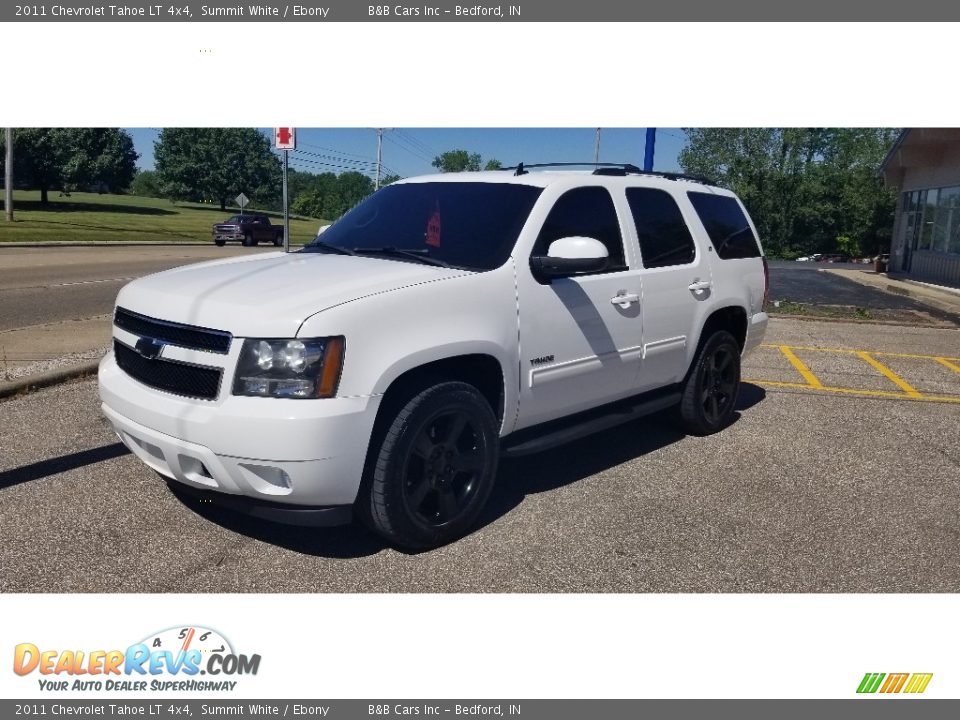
[
  {"xmin": 223, "ymin": 215, "xmax": 251, "ymax": 224},
  {"xmin": 301, "ymin": 182, "xmax": 543, "ymax": 271}
]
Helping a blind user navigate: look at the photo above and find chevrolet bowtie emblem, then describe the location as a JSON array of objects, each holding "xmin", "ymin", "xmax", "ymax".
[{"xmin": 135, "ymin": 337, "xmax": 164, "ymax": 360}]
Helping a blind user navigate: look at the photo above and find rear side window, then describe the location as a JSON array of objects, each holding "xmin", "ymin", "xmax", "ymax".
[
  {"xmin": 626, "ymin": 188, "xmax": 696, "ymax": 268},
  {"xmin": 687, "ymin": 192, "xmax": 761, "ymax": 259},
  {"xmin": 534, "ymin": 187, "xmax": 626, "ymax": 271}
]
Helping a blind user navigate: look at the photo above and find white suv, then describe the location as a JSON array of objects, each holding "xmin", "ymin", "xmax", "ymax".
[{"xmin": 98, "ymin": 165, "xmax": 769, "ymax": 549}]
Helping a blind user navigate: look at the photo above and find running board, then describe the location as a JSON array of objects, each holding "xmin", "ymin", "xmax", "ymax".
[{"xmin": 501, "ymin": 390, "xmax": 681, "ymax": 458}]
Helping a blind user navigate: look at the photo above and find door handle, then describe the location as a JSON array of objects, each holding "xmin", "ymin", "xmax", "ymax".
[
  {"xmin": 610, "ymin": 293, "xmax": 640, "ymax": 309},
  {"xmin": 688, "ymin": 280, "xmax": 712, "ymax": 292}
]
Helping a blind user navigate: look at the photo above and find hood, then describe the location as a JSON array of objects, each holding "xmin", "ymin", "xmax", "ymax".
[{"xmin": 115, "ymin": 251, "xmax": 470, "ymax": 337}]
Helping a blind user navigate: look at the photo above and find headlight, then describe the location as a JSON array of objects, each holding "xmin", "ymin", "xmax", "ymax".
[{"xmin": 232, "ymin": 337, "xmax": 345, "ymax": 399}]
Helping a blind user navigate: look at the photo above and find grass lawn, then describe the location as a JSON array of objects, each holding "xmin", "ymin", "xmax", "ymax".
[{"xmin": 0, "ymin": 191, "xmax": 326, "ymax": 245}]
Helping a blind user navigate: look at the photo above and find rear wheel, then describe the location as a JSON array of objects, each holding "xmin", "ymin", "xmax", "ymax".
[
  {"xmin": 360, "ymin": 382, "xmax": 499, "ymax": 550},
  {"xmin": 273, "ymin": 234, "xmax": 283, "ymax": 247},
  {"xmin": 676, "ymin": 330, "xmax": 741, "ymax": 436}
]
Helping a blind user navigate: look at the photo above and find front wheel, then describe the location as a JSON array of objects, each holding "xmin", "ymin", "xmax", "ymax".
[
  {"xmin": 676, "ymin": 330, "xmax": 741, "ymax": 436},
  {"xmin": 241, "ymin": 232, "xmax": 254, "ymax": 247},
  {"xmin": 214, "ymin": 239, "xmax": 225, "ymax": 247},
  {"xmin": 360, "ymin": 382, "xmax": 500, "ymax": 550}
]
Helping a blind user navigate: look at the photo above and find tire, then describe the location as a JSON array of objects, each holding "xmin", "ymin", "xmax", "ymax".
[
  {"xmin": 676, "ymin": 330, "xmax": 741, "ymax": 436},
  {"xmin": 360, "ymin": 381, "xmax": 500, "ymax": 550},
  {"xmin": 214, "ymin": 239, "xmax": 225, "ymax": 247},
  {"xmin": 273, "ymin": 234, "xmax": 283, "ymax": 247},
  {"xmin": 241, "ymin": 232, "xmax": 253, "ymax": 247}
]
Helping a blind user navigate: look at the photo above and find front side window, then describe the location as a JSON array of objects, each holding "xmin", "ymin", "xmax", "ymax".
[
  {"xmin": 687, "ymin": 192, "xmax": 761, "ymax": 260},
  {"xmin": 533, "ymin": 186, "xmax": 626, "ymax": 271},
  {"xmin": 626, "ymin": 188, "xmax": 696, "ymax": 268}
]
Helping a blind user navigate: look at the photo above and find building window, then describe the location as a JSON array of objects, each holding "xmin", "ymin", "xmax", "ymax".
[{"xmin": 903, "ymin": 185, "xmax": 960, "ymax": 256}]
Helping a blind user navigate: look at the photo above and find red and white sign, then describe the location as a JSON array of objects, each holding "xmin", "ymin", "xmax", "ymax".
[{"xmin": 274, "ymin": 127, "xmax": 296, "ymax": 150}]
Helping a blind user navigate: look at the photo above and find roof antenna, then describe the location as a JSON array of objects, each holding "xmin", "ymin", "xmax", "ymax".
[{"xmin": 514, "ymin": 162, "xmax": 526, "ymax": 176}]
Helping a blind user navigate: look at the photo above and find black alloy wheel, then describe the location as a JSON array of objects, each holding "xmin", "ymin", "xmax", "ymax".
[
  {"xmin": 677, "ymin": 330, "xmax": 741, "ymax": 435},
  {"xmin": 360, "ymin": 381, "xmax": 499, "ymax": 550},
  {"xmin": 699, "ymin": 342, "xmax": 738, "ymax": 426},
  {"xmin": 401, "ymin": 409, "xmax": 485, "ymax": 527}
]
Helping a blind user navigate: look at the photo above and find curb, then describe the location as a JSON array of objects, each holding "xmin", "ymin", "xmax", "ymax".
[
  {"xmin": 0, "ymin": 359, "xmax": 101, "ymax": 400},
  {"xmin": 820, "ymin": 269, "xmax": 960, "ymax": 317}
]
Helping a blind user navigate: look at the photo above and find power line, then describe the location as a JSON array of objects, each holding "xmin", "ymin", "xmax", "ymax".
[{"xmin": 384, "ymin": 133, "xmax": 434, "ymax": 164}]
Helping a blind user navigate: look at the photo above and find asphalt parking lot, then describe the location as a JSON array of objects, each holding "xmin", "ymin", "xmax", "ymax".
[{"xmin": 1, "ymin": 316, "xmax": 958, "ymax": 593}]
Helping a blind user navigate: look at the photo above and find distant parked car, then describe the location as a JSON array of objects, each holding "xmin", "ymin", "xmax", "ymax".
[
  {"xmin": 796, "ymin": 253, "xmax": 822, "ymax": 262},
  {"xmin": 821, "ymin": 253, "xmax": 850, "ymax": 263},
  {"xmin": 212, "ymin": 214, "xmax": 284, "ymax": 247}
]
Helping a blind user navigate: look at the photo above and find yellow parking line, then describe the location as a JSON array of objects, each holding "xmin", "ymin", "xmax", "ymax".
[
  {"xmin": 760, "ymin": 344, "xmax": 960, "ymax": 362},
  {"xmin": 745, "ymin": 379, "xmax": 960, "ymax": 404},
  {"xmin": 778, "ymin": 345, "xmax": 824, "ymax": 389},
  {"xmin": 937, "ymin": 357, "xmax": 960, "ymax": 376},
  {"xmin": 856, "ymin": 351, "xmax": 922, "ymax": 397}
]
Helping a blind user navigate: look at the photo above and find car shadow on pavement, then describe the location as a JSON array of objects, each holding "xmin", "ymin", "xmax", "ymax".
[
  {"xmin": 0, "ymin": 442, "xmax": 129, "ymax": 491},
  {"xmin": 474, "ymin": 382, "xmax": 767, "ymax": 541}
]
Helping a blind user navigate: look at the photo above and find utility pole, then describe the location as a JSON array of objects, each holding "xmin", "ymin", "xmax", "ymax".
[
  {"xmin": 375, "ymin": 128, "xmax": 384, "ymax": 190},
  {"xmin": 4, "ymin": 128, "xmax": 12, "ymax": 222},
  {"xmin": 593, "ymin": 128, "xmax": 601, "ymax": 165}
]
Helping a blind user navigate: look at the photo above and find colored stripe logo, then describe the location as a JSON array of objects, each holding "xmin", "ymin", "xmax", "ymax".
[{"xmin": 857, "ymin": 673, "xmax": 932, "ymax": 694}]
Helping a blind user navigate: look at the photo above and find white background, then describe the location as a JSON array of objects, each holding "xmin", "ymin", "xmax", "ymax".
[{"xmin": 2, "ymin": 21, "xmax": 958, "ymax": 700}]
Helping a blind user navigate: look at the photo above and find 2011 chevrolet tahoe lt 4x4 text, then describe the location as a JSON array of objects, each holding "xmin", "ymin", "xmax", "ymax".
[{"xmin": 99, "ymin": 165, "xmax": 769, "ymax": 549}]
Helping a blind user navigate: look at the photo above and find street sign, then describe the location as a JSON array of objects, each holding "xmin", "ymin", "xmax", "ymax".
[
  {"xmin": 275, "ymin": 127, "xmax": 296, "ymax": 150},
  {"xmin": 235, "ymin": 193, "xmax": 249, "ymax": 209}
]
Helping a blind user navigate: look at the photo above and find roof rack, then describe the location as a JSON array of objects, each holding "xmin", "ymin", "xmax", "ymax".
[{"xmin": 505, "ymin": 162, "xmax": 714, "ymax": 185}]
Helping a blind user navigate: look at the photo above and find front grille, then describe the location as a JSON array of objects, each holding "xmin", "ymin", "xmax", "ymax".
[
  {"xmin": 114, "ymin": 340, "xmax": 222, "ymax": 400},
  {"xmin": 114, "ymin": 307, "xmax": 232, "ymax": 354}
]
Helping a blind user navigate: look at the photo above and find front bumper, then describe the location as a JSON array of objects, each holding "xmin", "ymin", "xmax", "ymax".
[
  {"xmin": 213, "ymin": 233, "xmax": 245, "ymax": 242},
  {"xmin": 99, "ymin": 352, "xmax": 381, "ymax": 512}
]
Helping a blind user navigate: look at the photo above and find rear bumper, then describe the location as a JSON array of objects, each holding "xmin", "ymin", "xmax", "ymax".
[{"xmin": 744, "ymin": 310, "xmax": 769, "ymax": 356}]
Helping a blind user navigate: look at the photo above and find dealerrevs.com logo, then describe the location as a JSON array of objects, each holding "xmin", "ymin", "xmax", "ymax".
[{"xmin": 13, "ymin": 626, "xmax": 261, "ymax": 693}]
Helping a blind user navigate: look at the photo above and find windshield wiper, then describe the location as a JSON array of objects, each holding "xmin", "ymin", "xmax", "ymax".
[
  {"xmin": 352, "ymin": 247, "xmax": 451, "ymax": 268},
  {"xmin": 301, "ymin": 240, "xmax": 356, "ymax": 256}
]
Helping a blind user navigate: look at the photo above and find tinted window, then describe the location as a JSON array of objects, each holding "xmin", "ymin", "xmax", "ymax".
[
  {"xmin": 687, "ymin": 192, "xmax": 761, "ymax": 259},
  {"xmin": 302, "ymin": 182, "xmax": 543, "ymax": 271},
  {"xmin": 534, "ymin": 187, "xmax": 626, "ymax": 271},
  {"xmin": 626, "ymin": 188, "xmax": 696, "ymax": 268}
]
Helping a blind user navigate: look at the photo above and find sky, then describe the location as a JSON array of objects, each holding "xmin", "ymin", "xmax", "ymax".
[{"xmin": 125, "ymin": 128, "xmax": 688, "ymax": 180}]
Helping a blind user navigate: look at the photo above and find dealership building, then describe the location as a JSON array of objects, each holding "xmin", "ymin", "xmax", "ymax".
[{"xmin": 880, "ymin": 128, "xmax": 960, "ymax": 289}]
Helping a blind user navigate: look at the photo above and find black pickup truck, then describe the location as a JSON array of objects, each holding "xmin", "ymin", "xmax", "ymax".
[{"xmin": 212, "ymin": 214, "xmax": 284, "ymax": 247}]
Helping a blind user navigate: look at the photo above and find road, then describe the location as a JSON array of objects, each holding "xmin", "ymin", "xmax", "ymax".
[
  {"xmin": 0, "ymin": 246, "xmax": 278, "ymax": 332},
  {"xmin": 2, "ymin": 316, "xmax": 958, "ymax": 593}
]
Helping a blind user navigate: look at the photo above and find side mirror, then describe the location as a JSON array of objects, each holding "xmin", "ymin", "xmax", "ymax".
[{"xmin": 531, "ymin": 236, "xmax": 609, "ymax": 280}]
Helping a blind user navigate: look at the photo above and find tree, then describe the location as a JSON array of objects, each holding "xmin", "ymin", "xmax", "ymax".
[
  {"xmin": 484, "ymin": 159, "xmax": 503, "ymax": 171},
  {"xmin": 129, "ymin": 169, "xmax": 161, "ymax": 198},
  {"xmin": 154, "ymin": 128, "xmax": 281, "ymax": 211},
  {"xmin": 290, "ymin": 171, "xmax": 375, "ymax": 220},
  {"xmin": 1, "ymin": 128, "xmax": 138, "ymax": 204},
  {"xmin": 431, "ymin": 149, "xmax": 501, "ymax": 173},
  {"xmin": 679, "ymin": 128, "xmax": 898, "ymax": 257},
  {"xmin": 379, "ymin": 173, "xmax": 403, "ymax": 186}
]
